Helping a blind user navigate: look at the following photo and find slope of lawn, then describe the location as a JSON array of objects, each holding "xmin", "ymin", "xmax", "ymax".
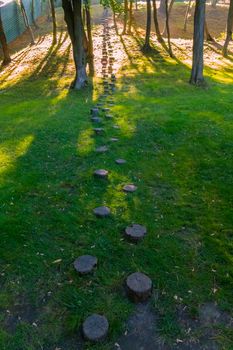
[{"xmin": 0, "ymin": 30, "xmax": 233, "ymax": 349}]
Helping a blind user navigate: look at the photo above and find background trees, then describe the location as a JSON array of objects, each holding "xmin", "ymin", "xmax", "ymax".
[
  {"xmin": 0, "ymin": 10, "xmax": 11, "ymax": 65},
  {"xmin": 1, "ymin": 0, "xmax": 233, "ymax": 87}
]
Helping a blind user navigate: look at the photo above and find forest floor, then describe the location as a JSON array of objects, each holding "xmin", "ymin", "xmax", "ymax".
[{"xmin": 0, "ymin": 4, "xmax": 233, "ymax": 350}]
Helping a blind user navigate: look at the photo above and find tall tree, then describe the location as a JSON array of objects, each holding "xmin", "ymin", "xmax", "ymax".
[
  {"xmin": 122, "ymin": 0, "xmax": 128, "ymax": 34},
  {"xmin": 190, "ymin": 0, "xmax": 206, "ymax": 86},
  {"xmin": 0, "ymin": 11, "xmax": 11, "ymax": 65},
  {"xmin": 163, "ymin": 0, "xmax": 175, "ymax": 36},
  {"xmin": 152, "ymin": 0, "xmax": 164, "ymax": 43},
  {"xmin": 19, "ymin": 0, "xmax": 35, "ymax": 45},
  {"xmin": 128, "ymin": 0, "xmax": 133, "ymax": 34},
  {"xmin": 62, "ymin": 0, "xmax": 87, "ymax": 89},
  {"xmin": 165, "ymin": 0, "xmax": 173, "ymax": 56},
  {"xmin": 223, "ymin": 0, "xmax": 233, "ymax": 57},
  {"xmin": 183, "ymin": 0, "xmax": 192, "ymax": 32},
  {"xmin": 84, "ymin": 0, "xmax": 94, "ymax": 75},
  {"xmin": 50, "ymin": 0, "xmax": 57, "ymax": 45},
  {"xmin": 143, "ymin": 0, "xmax": 152, "ymax": 51}
]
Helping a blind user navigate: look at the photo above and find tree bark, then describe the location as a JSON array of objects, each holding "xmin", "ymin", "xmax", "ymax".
[
  {"xmin": 62, "ymin": 0, "xmax": 87, "ymax": 89},
  {"xmin": 165, "ymin": 0, "xmax": 173, "ymax": 56},
  {"xmin": 143, "ymin": 0, "xmax": 152, "ymax": 51},
  {"xmin": 152, "ymin": 0, "xmax": 164, "ymax": 43},
  {"xmin": 190, "ymin": 0, "xmax": 206, "ymax": 86},
  {"xmin": 85, "ymin": 2, "xmax": 94, "ymax": 76},
  {"xmin": 0, "ymin": 12, "xmax": 11, "ymax": 65},
  {"xmin": 163, "ymin": 0, "xmax": 175, "ymax": 35},
  {"xmin": 122, "ymin": 0, "xmax": 128, "ymax": 34},
  {"xmin": 19, "ymin": 0, "xmax": 35, "ymax": 45},
  {"xmin": 223, "ymin": 0, "xmax": 233, "ymax": 57},
  {"xmin": 50, "ymin": 0, "xmax": 57, "ymax": 45},
  {"xmin": 183, "ymin": 0, "xmax": 192, "ymax": 32},
  {"xmin": 128, "ymin": 0, "xmax": 133, "ymax": 34}
]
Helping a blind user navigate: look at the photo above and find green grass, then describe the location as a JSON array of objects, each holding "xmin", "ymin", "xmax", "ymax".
[{"xmin": 0, "ymin": 35, "xmax": 233, "ymax": 349}]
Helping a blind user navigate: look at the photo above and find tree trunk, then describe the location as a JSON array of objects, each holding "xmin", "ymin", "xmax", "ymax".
[
  {"xmin": 152, "ymin": 0, "xmax": 164, "ymax": 43},
  {"xmin": 122, "ymin": 0, "xmax": 128, "ymax": 34},
  {"xmin": 211, "ymin": 0, "xmax": 218, "ymax": 8},
  {"xmin": 31, "ymin": 0, "xmax": 39, "ymax": 29},
  {"xmin": 0, "ymin": 12, "xmax": 11, "ymax": 65},
  {"xmin": 143, "ymin": 0, "xmax": 152, "ymax": 51},
  {"xmin": 113, "ymin": 9, "xmax": 119, "ymax": 35},
  {"xmin": 19, "ymin": 0, "xmax": 35, "ymax": 45},
  {"xmin": 159, "ymin": 0, "xmax": 166, "ymax": 16},
  {"xmin": 163, "ymin": 0, "xmax": 175, "ymax": 35},
  {"xmin": 165, "ymin": 0, "xmax": 173, "ymax": 56},
  {"xmin": 62, "ymin": 0, "xmax": 87, "ymax": 89},
  {"xmin": 85, "ymin": 3, "xmax": 94, "ymax": 76},
  {"xmin": 49, "ymin": 0, "xmax": 57, "ymax": 45},
  {"xmin": 223, "ymin": 0, "xmax": 233, "ymax": 57},
  {"xmin": 205, "ymin": 19, "xmax": 214, "ymax": 41},
  {"xmin": 128, "ymin": 0, "xmax": 133, "ymax": 34},
  {"xmin": 135, "ymin": 0, "xmax": 138, "ymax": 10},
  {"xmin": 183, "ymin": 0, "xmax": 192, "ymax": 32},
  {"xmin": 190, "ymin": 0, "xmax": 206, "ymax": 86}
]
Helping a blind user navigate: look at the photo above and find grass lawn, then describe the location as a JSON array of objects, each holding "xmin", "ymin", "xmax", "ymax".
[{"xmin": 0, "ymin": 15, "xmax": 233, "ymax": 350}]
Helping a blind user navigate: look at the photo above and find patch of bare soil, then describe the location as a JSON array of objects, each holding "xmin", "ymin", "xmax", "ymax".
[{"xmin": 115, "ymin": 302, "xmax": 233, "ymax": 350}]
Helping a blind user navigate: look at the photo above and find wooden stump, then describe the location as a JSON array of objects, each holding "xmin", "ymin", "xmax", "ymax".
[{"xmin": 126, "ymin": 272, "xmax": 152, "ymax": 302}]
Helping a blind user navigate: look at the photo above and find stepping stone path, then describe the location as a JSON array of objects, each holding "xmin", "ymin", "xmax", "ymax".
[
  {"xmin": 126, "ymin": 272, "xmax": 152, "ymax": 303},
  {"xmin": 124, "ymin": 224, "xmax": 147, "ymax": 242},
  {"xmin": 123, "ymin": 184, "xmax": 137, "ymax": 193},
  {"xmin": 93, "ymin": 206, "xmax": 111, "ymax": 217},
  {"xmin": 82, "ymin": 314, "xmax": 109, "ymax": 342},
  {"xmin": 115, "ymin": 158, "xmax": 127, "ymax": 164},
  {"xmin": 72, "ymin": 13, "xmax": 153, "ymax": 343},
  {"xmin": 94, "ymin": 169, "xmax": 109, "ymax": 178},
  {"xmin": 74, "ymin": 255, "xmax": 97, "ymax": 275}
]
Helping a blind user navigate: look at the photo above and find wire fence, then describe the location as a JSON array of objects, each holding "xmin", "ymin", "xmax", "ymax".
[{"xmin": 0, "ymin": 0, "xmax": 61, "ymax": 44}]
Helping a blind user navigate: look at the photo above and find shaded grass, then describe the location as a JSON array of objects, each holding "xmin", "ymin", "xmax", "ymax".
[{"xmin": 0, "ymin": 27, "xmax": 233, "ymax": 350}]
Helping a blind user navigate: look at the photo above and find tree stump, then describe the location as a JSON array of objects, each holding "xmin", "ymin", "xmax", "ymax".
[
  {"xmin": 94, "ymin": 169, "xmax": 109, "ymax": 179},
  {"xmin": 91, "ymin": 108, "xmax": 99, "ymax": 117},
  {"xmin": 93, "ymin": 206, "xmax": 111, "ymax": 217},
  {"xmin": 91, "ymin": 117, "xmax": 102, "ymax": 123},
  {"xmin": 93, "ymin": 128, "xmax": 104, "ymax": 135},
  {"xmin": 126, "ymin": 272, "xmax": 152, "ymax": 302},
  {"xmin": 82, "ymin": 314, "xmax": 109, "ymax": 342},
  {"xmin": 123, "ymin": 184, "xmax": 137, "ymax": 193},
  {"xmin": 95, "ymin": 146, "xmax": 108, "ymax": 153},
  {"xmin": 115, "ymin": 159, "xmax": 126, "ymax": 164},
  {"xmin": 74, "ymin": 255, "xmax": 97, "ymax": 275},
  {"xmin": 124, "ymin": 224, "xmax": 147, "ymax": 242}
]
